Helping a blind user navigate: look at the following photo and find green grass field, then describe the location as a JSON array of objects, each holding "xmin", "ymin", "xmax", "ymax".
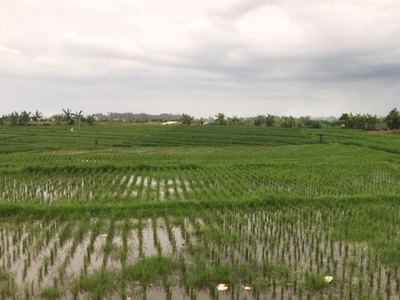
[{"xmin": 1, "ymin": 123, "xmax": 400, "ymax": 299}]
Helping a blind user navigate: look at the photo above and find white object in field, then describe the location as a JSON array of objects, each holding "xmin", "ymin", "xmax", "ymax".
[
  {"xmin": 217, "ymin": 284, "xmax": 228, "ymax": 291},
  {"xmin": 324, "ymin": 276, "xmax": 333, "ymax": 283},
  {"xmin": 242, "ymin": 285, "xmax": 252, "ymax": 290},
  {"xmin": 71, "ymin": 128, "xmax": 74, "ymax": 132},
  {"xmin": 100, "ymin": 234, "xmax": 108, "ymax": 237}
]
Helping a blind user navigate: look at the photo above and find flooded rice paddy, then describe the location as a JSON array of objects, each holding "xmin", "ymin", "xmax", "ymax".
[
  {"xmin": 0, "ymin": 208, "xmax": 399, "ymax": 299},
  {"xmin": 2, "ymin": 164, "xmax": 400, "ymax": 205}
]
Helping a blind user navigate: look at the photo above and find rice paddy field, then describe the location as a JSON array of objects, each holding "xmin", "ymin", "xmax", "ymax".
[{"xmin": 1, "ymin": 123, "xmax": 400, "ymax": 299}]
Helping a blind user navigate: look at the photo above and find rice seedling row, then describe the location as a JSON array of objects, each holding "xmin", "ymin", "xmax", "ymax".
[
  {"xmin": 2, "ymin": 155, "xmax": 400, "ymax": 205},
  {"xmin": 0, "ymin": 204, "xmax": 399, "ymax": 299}
]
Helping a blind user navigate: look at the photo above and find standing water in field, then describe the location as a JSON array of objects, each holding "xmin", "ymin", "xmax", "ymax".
[{"xmin": 1, "ymin": 206, "xmax": 400, "ymax": 299}]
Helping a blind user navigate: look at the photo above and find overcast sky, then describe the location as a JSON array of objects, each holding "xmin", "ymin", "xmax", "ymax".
[{"xmin": 1, "ymin": 0, "xmax": 400, "ymax": 118}]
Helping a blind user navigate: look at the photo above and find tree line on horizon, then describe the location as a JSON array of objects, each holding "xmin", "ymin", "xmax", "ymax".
[
  {"xmin": 2, "ymin": 108, "xmax": 400, "ymax": 130},
  {"xmin": 182, "ymin": 109, "xmax": 400, "ymax": 130},
  {"xmin": 0, "ymin": 109, "xmax": 95, "ymax": 127}
]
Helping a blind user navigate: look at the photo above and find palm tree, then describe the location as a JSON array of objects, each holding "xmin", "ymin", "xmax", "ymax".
[
  {"xmin": 354, "ymin": 113, "xmax": 365, "ymax": 130},
  {"xmin": 266, "ymin": 114, "xmax": 276, "ymax": 127},
  {"xmin": 199, "ymin": 117, "xmax": 206, "ymax": 126},
  {"xmin": 7, "ymin": 112, "xmax": 19, "ymax": 126},
  {"xmin": 366, "ymin": 114, "xmax": 378, "ymax": 131},
  {"xmin": 62, "ymin": 108, "xmax": 74, "ymax": 125},
  {"xmin": 53, "ymin": 114, "xmax": 63, "ymax": 125},
  {"xmin": 181, "ymin": 114, "xmax": 194, "ymax": 125},
  {"xmin": 280, "ymin": 116, "xmax": 288, "ymax": 128},
  {"xmin": 19, "ymin": 111, "xmax": 31, "ymax": 126},
  {"xmin": 73, "ymin": 110, "xmax": 83, "ymax": 128},
  {"xmin": 346, "ymin": 113, "xmax": 356, "ymax": 129},
  {"xmin": 289, "ymin": 116, "xmax": 297, "ymax": 128},
  {"xmin": 215, "ymin": 113, "xmax": 227, "ymax": 125},
  {"xmin": 86, "ymin": 114, "xmax": 95, "ymax": 126},
  {"xmin": 280, "ymin": 115, "xmax": 296, "ymax": 128},
  {"xmin": 254, "ymin": 115, "xmax": 265, "ymax": 126},
  {"xmin": 32, "ymin": 110, "xmax": 43, "ymax": 125},
  {"xmin": 228, "ymin": 115, "xmax": 240, "ymax": 126}
]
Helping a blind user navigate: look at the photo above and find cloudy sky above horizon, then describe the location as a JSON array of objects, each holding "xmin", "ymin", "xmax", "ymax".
[{"xmin": 1, "ymin": 0, "xmax": 400, "ymax": 118}]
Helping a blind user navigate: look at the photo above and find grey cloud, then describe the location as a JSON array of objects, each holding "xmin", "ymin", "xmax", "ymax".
[
  {"xmin": 1, "ymin": 0, "xmax": 400, "ymax": 118},
  {"xmin": 213, "ymin": 0, "xmax": 274, "ymax": 20}
]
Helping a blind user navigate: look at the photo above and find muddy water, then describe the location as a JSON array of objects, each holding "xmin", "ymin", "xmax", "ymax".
[
  {"xmin": 145, "ymin": 286, "xmax": 264, "ymax": 300},
  {"xmin": 1, "ymin": 174, "xmax": 195, "ymax": 203},
  {"xmin": 0, "ymin": 211, "xmax": 399, "ymax": 299}
]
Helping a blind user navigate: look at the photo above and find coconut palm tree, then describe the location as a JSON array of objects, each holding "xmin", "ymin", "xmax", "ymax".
[
  {"xmin": 62, "ymin": 108, "xmax": 74, "ymax": 125},
  {"xmin": 32, "ymin": 110, "xmax": 43, "ymax": 125},
  {"xmin": 19, "ymin": 111, "xmax": 31, "ymax": 126},
  {"xmin": 215, "ymin": 113, "xmax": 227, "ymax": 125},
  {"xmin": 73, "ymin": 110, "xmax": 83, "ymax": 128},
  {"xmin": 228, "ymin": 115, "xmax": 240, "ymax": 126},
  {"xmin": 7, "ymin": 112, "xmax": 19, "ymax": 126}
]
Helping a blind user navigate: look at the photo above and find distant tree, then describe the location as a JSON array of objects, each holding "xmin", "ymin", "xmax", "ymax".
[
  {"xmin": 354, "ymin": 113, "xmax": 366, "ymax": 130},
  {"xmin": 254, "ymin": 115, "xmax": 265, "ymax": 126},
  {"xmin": 62, "ymin": 109, "xmax": 74, "ymax": 125},
  {"xmin": 97, "ymin": 112, "xmax": 180, "ymax": 123},
  {"xmin": 19, "ymin": 111, "xmax": 31, "ymax": 126},
  {"xmin": 339, "ymin": 113, "xmax": 349, "ymax": 123},
  {"xmin": 215, "ymin": 113, "xmax": 227, "ymax": 125},
  {"xmin": 86, "ymin": 114, "xmax": 95, "ymax": 126},
  {"xmin": 265, "ymin": 114, "xmax": 276, "ymax": 127},
  {"xmin": 181, "ymin": 114, "xmax": 194, "ymax": 125},
  {"xmin": 228, "ymin": 115, "xmax": 240, "ymax": 126},
  {"xmin": 280, "ymin": 116, "xmax": 296, "ymax": 128},
  {"xmin": 53, "ymin": 114, "xmax": 63, "ymax": 125},
  {"xmin": 32, "ymin": 110, "xmax": 43, "ymax": 125},
  {"xmin": 344, "ymin": 113, "xmax": 355, "ymax": 129},
  {"xmin": 199, "ymin": 117, "xmax": 206, "ymax": 126},
  {"xmin": 0, "ymin": 115, "xmax": 6, "ymax": 125},
  {"xmin": 385, "ymin": 108, "xmax": 400, "ymax": 130},
  {"xmin": 365, "ymin": 114, "xmax": 378, "ymax": 131},
  {"xmin": 340, "ymin": 113, "xmax": 378, "ymax": 130},
  {"xmin": 299, "ymin": 116, "xmax": 323, "ymax": 128},
  {"xmin": 73, "ymin": 110, "xmax": 83, "ymax": 128},
  {"xmin": 7, "ymin": 112, "xmax": 19, "ymax": 126}
]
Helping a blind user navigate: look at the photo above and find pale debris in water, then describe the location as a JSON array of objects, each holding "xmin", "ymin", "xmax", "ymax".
[
  {"xmin": 217, "ymin": 284, "xmax": 228, "ymax": 291},
  {"xmin": 324, "ymin": 276, "xmax": 333, "ymax": 283},
  {"xmin": 242, "ymin": 285, "xmax": 252, "ymax": 290}
]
